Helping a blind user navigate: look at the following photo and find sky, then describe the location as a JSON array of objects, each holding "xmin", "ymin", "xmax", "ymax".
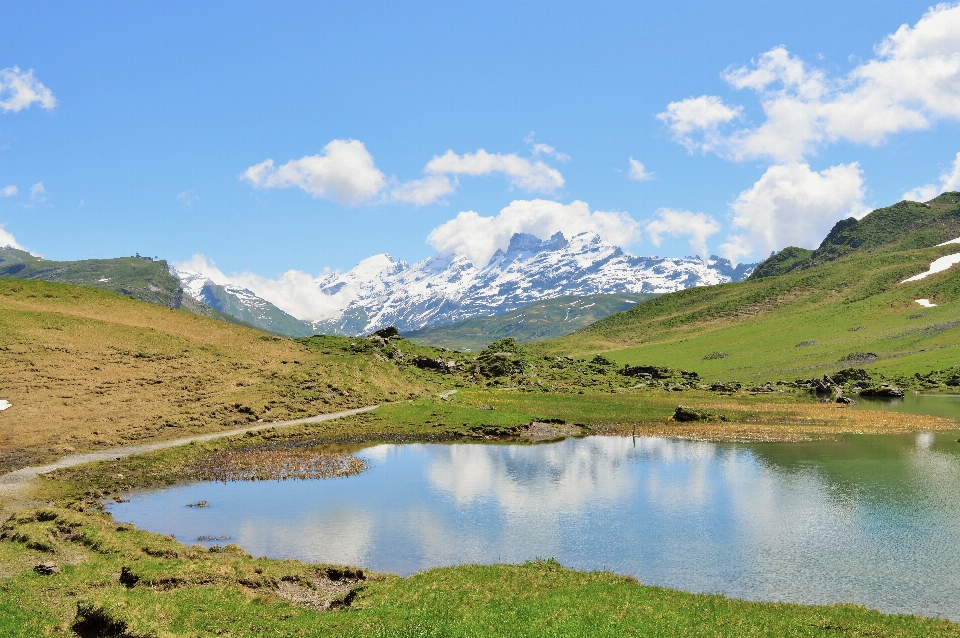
[{"xmin": 2, "ymin": 1, "xmax": 959, "ymax": 288}]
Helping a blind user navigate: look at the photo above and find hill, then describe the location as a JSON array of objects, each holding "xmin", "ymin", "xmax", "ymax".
[
  {"xmin": 404, "ymin": 292, "xmax": 657, "ymax": 350},
  {"xmin": 542, "ymin": 193, "xmax": 960, "ymax": 384},
  {"xmin": 0, "ymin": 248, "xmax": 256, "ymax": 329},
  {"xmin": 0, "ymin": 279, "xmax": 445, "ymax": 473}
]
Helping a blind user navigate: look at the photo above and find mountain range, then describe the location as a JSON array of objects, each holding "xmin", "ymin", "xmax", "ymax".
[{"xmin": 174, "ymin": 231, "xmax": 756, "ymax": 336}]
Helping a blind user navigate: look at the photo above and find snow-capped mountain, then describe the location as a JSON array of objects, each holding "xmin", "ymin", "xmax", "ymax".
[
  {"xmin": 174, "ymin": 268, "xmax": 314, "ymax": 336},
  {"xmin": 174, "ymin": 231, "xmax": 756, "ymax": 337},
  {"xmin": 310, "ymin": 231, "xmax": 754, "ymax": 335}
]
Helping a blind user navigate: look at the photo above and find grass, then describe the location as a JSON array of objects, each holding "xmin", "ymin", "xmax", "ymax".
[
  {"xmin": 543, "ymin": 242, "xmax": 960, "ymax": 384},
  {"xmin": 404, "ymin": 293, "xmax": 658, "ymax": 351},
  {"xmin": 0, "ymin": 279, "xmax": 448, "ymax": 473}
]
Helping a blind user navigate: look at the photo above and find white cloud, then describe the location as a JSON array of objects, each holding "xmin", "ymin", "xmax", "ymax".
[
  {"xmin": 656, "ymin": 95, "xmax": 743, "ymax": 154},
  {"xmin": 175, "ymin": 254, "xmax": 347, "ymax": 322},
  {"xmin": 242, "ymin": 139, "xmax": 566, "ymax": 206},
  {"xmin": 1, "ymin": 185, "xmax": 16, "ymax": 197},
  {"xmin": 524, "ymin": 133, "xmax": 571, "ymax": 162},
  {"xmin": 241, "ymin": 139, "xmax": 387, "ymax": 206},
  {"xmin": 389, "ymin": 175, "xmax": 455, "ymax": 205},
  {"xmin": 0, "ymin": 224, "xmax": 24, "ymax": 250},
  {"xmin": 29, "ymin": 182, "xmax": 45, "ymax": 203},
  {"xmin": 645, "ymin": 209, "xmax": 721, "ymax": 258},
  {"xmin": 719, "ymin": 162, "xmax": 866, "ymax": 261},
  {"xmin": 426, "ymin": 199, "xmax": 640, "ymax": 267},
  {"xmin": 0, "ymin": 67, "xmax": 56, "ymax": 113},
  {"xmin": 903, "ymin": 151, "xmax": 960, "ymax": 201},
  {"xmin": 176, "ymin": 190, "xmax": 199, "ymax": 208},
  {"xmin": 659, "ymin": 4, "xmax": 960, "ymax": 162},
  {"xmin": 628, "ymin": 158, "xmax": 653, "ymax": 182},
  {"xmin": 425, "ymin": 150, "xmax": 565, "ymax": 193},
  {"xmin": 943, "ymin": 152, "xmax": 960, "ymax": 191},
  {"xmin": 902, "ymin": 183, "xmax": 941, "ymax": 202}
]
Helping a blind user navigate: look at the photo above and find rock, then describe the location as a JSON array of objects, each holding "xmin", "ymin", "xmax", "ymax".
[
  {"xmin": 701, "ymin": 351, "xmax": 730, "ymax": 360},
  {"xmin": 33, "ymin": 563, "xmax": 59, "ymax": 575},
  {"xmin": 836, "ymin": 396, "xmax": 857, "ymax": 405},
  {"xmin": 749, "ymin": 382, "xmax": 777, "ymax": 393},
  {"xmin": 859, "ymin": 384, "xmax": 905, "ymax": 398},
  {"xmin": 186, "ymin": 500, "xmax": 209, "ymax": 508},
  {"xmin": 709, "ymin": 381, "xmax": 741, "ymax": 393},
  {"xmin": 119, "ymin": 566, "xmax": 140, "ymax": 587},
  {"xmin": 673, "ymin": 406, "xmax": 727, "ymax": 422},
  {"xmin": 796, "ymin": 340, "xmax": 819, "ymax": 347}
]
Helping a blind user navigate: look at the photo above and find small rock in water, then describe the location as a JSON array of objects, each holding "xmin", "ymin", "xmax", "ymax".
[
  {"xmin": 836, "ymin": 396, "xmax": 857, "ymax": 405},
  {"xmin": 33, "ymin": 563, "xmax": 59, "ymax": 575},
  {"xmin": 186, "ymin": 500, "xmax": 210, "ymax": 508}
]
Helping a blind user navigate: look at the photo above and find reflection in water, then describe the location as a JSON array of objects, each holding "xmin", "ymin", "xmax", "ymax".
[{"xmin": 109, "ymin": 433, "xmax": 960, "ymax": 620}]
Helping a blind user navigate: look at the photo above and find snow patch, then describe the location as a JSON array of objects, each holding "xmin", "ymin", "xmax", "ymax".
[
  {"xmin": 937, "ymin": 237, "xmax": 960, "ymax": 246},
  {"xmin": 0, "ymin": 400, "xmax": 11, "ymax": 411},
  {"xmin": 915, "ymin": 299, "xmax": 938, "ymax": 308},
  {"xmin": 901, "ymin": 252, "xmax": 960, "ymax": 283}
]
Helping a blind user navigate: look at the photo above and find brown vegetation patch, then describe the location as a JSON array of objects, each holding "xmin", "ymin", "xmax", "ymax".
[
  {"xmin": 185, "ymin": 449, "xmax": 366, "ymax": 481},
  {"xmin": 602, "ymin": 401, "xmax": 959, "ymax": 442}
]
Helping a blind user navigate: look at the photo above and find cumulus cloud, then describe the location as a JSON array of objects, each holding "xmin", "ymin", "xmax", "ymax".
[
  {"xmin": 657, "ymin": 95, "xmax": 743, "ymax": 154},
  {"xmin": 29, "ymin": 182, "xmax": 46, "ymax": 203},
  {"xmin": 425, "ymin": 150, "xmax": 565, "ymax": 193},
  {"xmin": 0, "ymin": 67, "xmax": 56, "ymax": 113},
  {"xmin": 389, "ymin": 175, "xmax": 455, "ymax": 205},
  {"xmin": 903, "ymin": 151, "xmax": 960, "ymax": 201},
  {"xmin": 718, "ymin": 162, "xmax": 866, "ymax": 262},
  {"xmin": 1, "ymin": 185, "xmax": 16, "ymax": 197},
  {"xmin": 627, "ymin": 158, "xmax": 653, "ymax": 181},
  {"xmin": 241, "ymin": 139, "xmax": 387, "ymax": 206},
  {"xmin": 175, "ymin": 254, "xmax": 348, "ymax": 321},
  {"xmin": 0, "ymin": 224, "xmax": 24, "ymax": 250},
  {"xmin": 426, "ymin": 199, "xmax": 640, "ymax": 267},
  {"xmin": 242, "ymin": 139, "xmax": 567, "ymax": 206},
  {"xmin": 645, "ymin": 209, "xmax": 721, "ymax": 258},
  {"xmin": 659, "ymin": 4, "xmax": 960, "ymax": 162}
]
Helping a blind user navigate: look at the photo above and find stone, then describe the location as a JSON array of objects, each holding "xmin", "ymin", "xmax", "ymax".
[{"xmin": 33, "ymin": 563, "xmax": 59, "ymax": 575}]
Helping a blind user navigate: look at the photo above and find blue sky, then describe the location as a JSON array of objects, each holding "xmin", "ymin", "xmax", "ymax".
[{"xmin": 1, "ymin": 0, "xmax": 958, "ymax": 281}]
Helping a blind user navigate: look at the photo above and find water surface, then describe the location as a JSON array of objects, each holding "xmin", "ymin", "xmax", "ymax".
[{"xmin": 109, "ymin": 426, "xmax": 960, "ymax": 620}]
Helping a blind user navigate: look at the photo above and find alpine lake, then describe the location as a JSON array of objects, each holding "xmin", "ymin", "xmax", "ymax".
[{"xmin": 107, "ymin": 393, "xmax": 960, "ymax": 621}]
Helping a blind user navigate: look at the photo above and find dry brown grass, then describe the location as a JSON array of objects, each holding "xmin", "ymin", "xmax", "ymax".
[
  {"xmin": 0, "ymin": 279, "xmax": 439, "ymax": 471},
  {"xmin": 605, "ymin": 400, "xmax": 959, "ymax": 441}
]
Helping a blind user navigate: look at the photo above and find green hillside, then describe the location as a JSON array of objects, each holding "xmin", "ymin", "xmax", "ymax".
[
  {"xmin": 0, "ymin": 248, "xmax": 255, "ymax": 329},
  {"xmin": 543, "ymin": 193, "xmax": 960, "ymax": 384},
  {"xmin": 404, "ymin": 293, "xmax": 657, "ymax": 350}
]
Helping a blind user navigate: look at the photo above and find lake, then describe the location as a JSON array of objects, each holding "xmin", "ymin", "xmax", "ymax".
[{"xmin": 108, "ymin": 401, "xmax": 960, "ymax": 621}]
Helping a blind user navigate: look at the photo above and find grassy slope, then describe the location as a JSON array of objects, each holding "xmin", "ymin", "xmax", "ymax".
[
  {"xmin": 404, "ymin": 292, "xmax": 657, "ymax": 351},
  {"xmin": 0, "ymin": 247, "xmax": 257, "ymax": 329},
  {"xmin": 0, "ymin": 279, "xmax": 447, "ymax": 472},
  {"xmin": 544, "ymin": 226, "xmax": 960, "ymax": 384}
]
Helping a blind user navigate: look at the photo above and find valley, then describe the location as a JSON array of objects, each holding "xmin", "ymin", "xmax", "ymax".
[{"xmin": 1, "ymin": 193, "xmax": 959, "ymax": 635}]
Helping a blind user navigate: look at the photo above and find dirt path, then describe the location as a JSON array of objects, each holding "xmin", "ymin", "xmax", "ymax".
[{"xmin": 0, "ymin": 405, "xmax": 380, "ymax": 504}]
